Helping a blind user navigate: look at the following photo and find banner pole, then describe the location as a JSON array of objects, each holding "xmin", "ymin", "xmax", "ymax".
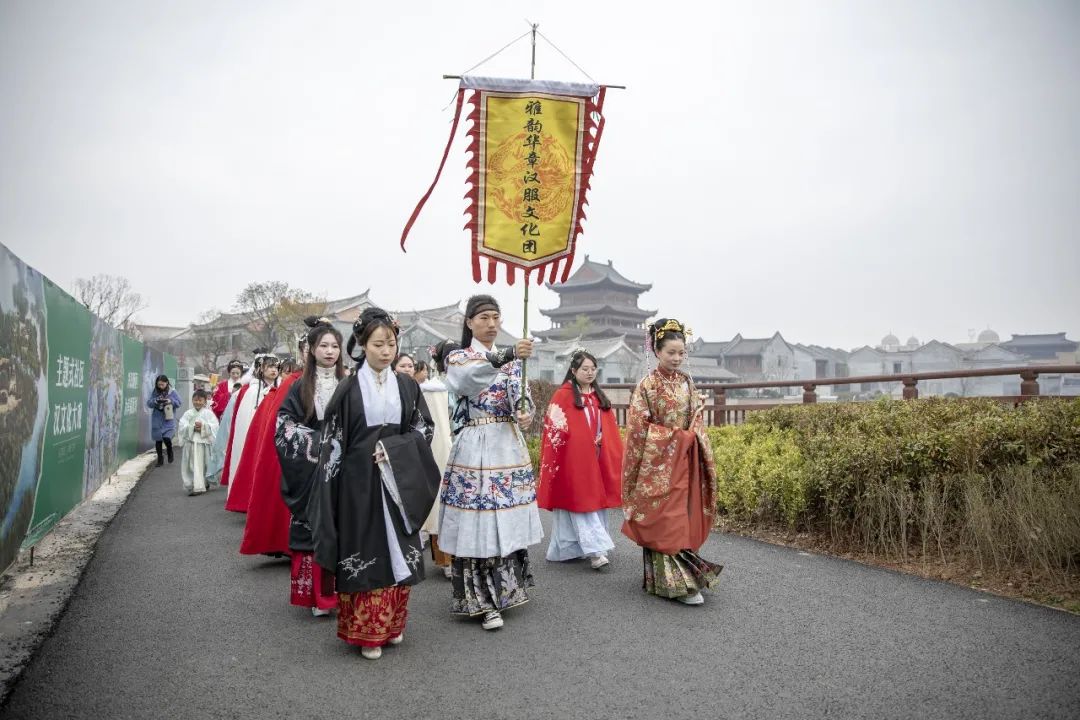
[{"xmin": 519, "ymin": 23, "xmax": 539, "ymax": 413}]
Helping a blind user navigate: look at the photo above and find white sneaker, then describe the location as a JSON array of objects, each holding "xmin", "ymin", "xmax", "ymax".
[
  {"xmin": 388, "ymin": 633, "xmax": 404, "ymax": 646},
  {"xmin": 676, "ymin": 591, "xmax": 704, "ymax": 605},
  {"xmin": 311, "ymin": 607, "xmax": 331, "ymax": 617},
  {"xmin": 443, "ymin": 565, "xmax": 453, "ymax": 579},
  {"xmin": 481, "ymin": 611, "xmax": 504, "ymax": 631},
  {"xmin": 361, "ymin": 646, "xmax": 382, "ymax": 660},
  {"xmin": 589, "ymin": 554, "xmax": 610, "ymax": 570}
]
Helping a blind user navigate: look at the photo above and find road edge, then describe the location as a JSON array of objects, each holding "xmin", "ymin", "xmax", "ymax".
[{"xmin": 0, "ymin": 452, "xmax": 157, "ymax": 706}]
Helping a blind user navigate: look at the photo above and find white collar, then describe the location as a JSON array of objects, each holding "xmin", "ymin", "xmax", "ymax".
[
  {"xmin": 361, "ymin": 362, "xmax": 390, "ymax": 385},
  {"xmin": 471, "ymin": 338, "xmax": 498, "ymax": 354},
  {"xmin": 315, "ymin": 365, "xmax": 337, "ymax": 379}
]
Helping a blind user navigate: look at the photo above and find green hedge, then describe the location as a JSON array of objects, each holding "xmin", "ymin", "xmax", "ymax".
[{"xmin": 709, "ymin": 397, "xmax": 1080, "ymax": 572}]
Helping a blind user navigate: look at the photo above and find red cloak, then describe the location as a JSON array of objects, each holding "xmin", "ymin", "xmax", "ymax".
[
  {"xmin": 225, "ymin": 376, "xmax": 293, "ymax": 514},
  {"xmin": 219, "ymin": 384, "xmax": 250, "ymax": 487},
  {"xmin": 537, "ymin": 383, "xmax": 623, "ymax": 513},
  {"xmin": 211, "ymin": 380, "xmax": 232, "ymax": 419},
  {"xmin": 239, "ymin": 372, "xmax": 301, "ymax": 555}
]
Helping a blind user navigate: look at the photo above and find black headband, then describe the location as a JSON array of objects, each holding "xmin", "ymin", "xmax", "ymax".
[{"xmin": 468, "ymin": 302, "xmax": 500, "ymax": 318}]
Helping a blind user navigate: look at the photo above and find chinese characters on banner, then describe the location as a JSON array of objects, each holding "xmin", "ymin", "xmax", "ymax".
[{"xmin": 521, "ymin": 100, "xmax": 542, "ymax": 256}]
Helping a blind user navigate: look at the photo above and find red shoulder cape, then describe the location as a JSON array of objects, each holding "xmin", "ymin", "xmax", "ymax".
[
  {"xmin": 537, "ymin": 383, "xmax": 623, "ymax": 513},
  {"xmin": 239, "ymin": 375, "xmax": 300, "ymax": 557},
  {"xmin": 211, "ymin": 380, "xmax": 231, "ymax": 419},
  {"xmin": 219, "ymin": 383, "xmax": 250, "ymax": 487},
  {"xmin": 226, "ymin": 376, "xmax": 294, "ymax": 514},
  {"xmin": 239, "ymin": 373, "xmax": 300, "ymax": 555}
]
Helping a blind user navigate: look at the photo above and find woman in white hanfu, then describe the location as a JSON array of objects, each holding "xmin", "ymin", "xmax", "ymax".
[
  {"xmin": 221, "ymin": 355, "xmax": 280, "ymax": 496},
  {"xmin": 419, "ymin": 339, "xmax": 459, "ymax": 579},
  {"xmin": 438, "ymin": 295, "xmax": 542, "ymax": 632}
]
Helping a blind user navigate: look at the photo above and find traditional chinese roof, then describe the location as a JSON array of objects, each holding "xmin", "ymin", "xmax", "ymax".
[
  {"xmin": 536, "ymin": 335, "xmax": 636, "ymax": 361},
  {"xmin": 724, "ymin": 333, "xmax": 793, "ymax": 357},
  {"xmin": 683, "ymin": 357, "xmax": 739, "ymax": 381},
  {"xmin": 391, "ymin": 302, "xmax": 463, "ymax": 325},
  {"xmin": 692, "ymin": 339, "xmax": 738, "ymax": 358},
  {"xmin": 1000, "ymin": 332, "xmax": 1079, "ymax": 359},
  {"xmin": 545, "ymin": 256, "xmax": 652, "ymax": 294},
  {"xmin": 397, "ymin": 316, "xmax": 517, "ymax": 351},
  {"xmin": 538, "ymin": 303, "xmax": 655, "ymax": 320},
  {"xmin": 325, "ymin": 290, "xmax": 373, "ymax": 315}
]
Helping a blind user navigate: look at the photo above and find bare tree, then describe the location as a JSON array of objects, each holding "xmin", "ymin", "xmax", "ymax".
[
  {"xmin": 190, "ymin": 309, "xmax": 236, "ymax": 373},
  {"xmin": 72, "ymin": 274, "xmax": 148, "ymax": 332},
  {"xmin": 234, "ymin": 282, "xmax": 327, "ymax": 352},
  {"xmin": 560, "ymin": 314, "xmax": 594, "ymax": 341}
]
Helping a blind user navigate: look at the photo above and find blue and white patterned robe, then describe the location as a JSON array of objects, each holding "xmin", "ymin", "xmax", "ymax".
[{"xmin": 437, "ymin": 339, "xmax": 543, "ymax": 559}]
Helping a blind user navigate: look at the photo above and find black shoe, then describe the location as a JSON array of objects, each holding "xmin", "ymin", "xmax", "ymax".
[{"xmin": 156, "ymin": 457, "xmax": 164, "ymax": 467}]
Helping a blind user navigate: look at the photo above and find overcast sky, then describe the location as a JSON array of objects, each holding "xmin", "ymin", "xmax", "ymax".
[{"xmin": 1, "ymin": 0, "xmax": 1077, "ymax": 351}]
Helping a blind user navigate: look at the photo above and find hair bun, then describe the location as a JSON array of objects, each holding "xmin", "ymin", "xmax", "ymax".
[
  {"xmin": 304, "ymin": 315, "xmax": 334, "ymax": 329},
  {"xmin": 354, "ymin": 307, "xmax": 399, "ymax": 336}
]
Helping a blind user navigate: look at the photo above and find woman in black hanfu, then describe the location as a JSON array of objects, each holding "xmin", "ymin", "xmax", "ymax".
[{"xmin": 309, "ymin": 307, "xmax": 441, "ymax": 660}]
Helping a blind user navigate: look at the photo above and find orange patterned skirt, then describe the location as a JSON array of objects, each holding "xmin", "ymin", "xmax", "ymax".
[{"xmin": 337, "ymin": 586, "xmax": 412, "ymax": 648}]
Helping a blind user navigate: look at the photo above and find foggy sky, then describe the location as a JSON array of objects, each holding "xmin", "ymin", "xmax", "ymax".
[{"xmin": 1, "ymin": 0, "xmax": 1078, "ymax": 351}]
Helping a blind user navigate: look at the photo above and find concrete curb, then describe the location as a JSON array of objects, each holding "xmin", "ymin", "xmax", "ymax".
[{"xmin": 0, "ymin": 452, "xmax": 157, "ymax": 705}]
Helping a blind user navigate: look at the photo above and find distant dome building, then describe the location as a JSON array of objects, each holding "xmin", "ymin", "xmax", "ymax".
[
  {"xmin": 880, "ymin": 333, "xmax": 900, "ymax": 351},
  {"xmin": 977, "ymin": 328, "xmax": 1000, "ymax": 344},
  {"xmin": 906, "ymin": 336, "xmax": 920, "ymax": 349}
]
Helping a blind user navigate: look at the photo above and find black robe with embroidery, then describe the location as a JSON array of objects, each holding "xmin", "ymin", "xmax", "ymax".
[
  {"xmin": 310, "ymin": 372, "xmax": 439, "ymax": 594},
  {"xmin": 275, "ymin": 381, "xmax": 324, "ymax": 552}
]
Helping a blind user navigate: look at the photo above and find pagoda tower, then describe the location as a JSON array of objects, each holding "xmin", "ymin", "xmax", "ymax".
[{"xmin": 536, "ymin": 256, "xmax": 655, "ymax": 340}]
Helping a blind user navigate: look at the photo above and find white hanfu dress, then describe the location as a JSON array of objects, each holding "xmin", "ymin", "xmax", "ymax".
[
  {"xmin": 225, "ymin": 379, "xmax": 276, "ymax": 499},
  {"xmin": 438, "ymin": 339, "xmax": 542, "ymax": 616},
  {"xmin": 178, "ymin": 407, "xmax": 219, "ymax": 494}
]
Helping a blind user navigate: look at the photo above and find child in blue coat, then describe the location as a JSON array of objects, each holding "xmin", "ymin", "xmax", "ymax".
[{"xmin": 147, "ymin": 374, "xmax": 182, "ymax": 466}]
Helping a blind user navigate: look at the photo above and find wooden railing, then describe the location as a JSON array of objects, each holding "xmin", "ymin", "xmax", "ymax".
[{"xmin": 602, "ymin": 364, "xmax": 1080, "ymax": 426}]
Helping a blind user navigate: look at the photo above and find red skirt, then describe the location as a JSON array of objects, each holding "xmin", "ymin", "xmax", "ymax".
[
  {"xmin": 337, "ymin": 586, "xmax": 412, "ymax": 648},
  {"xmin": 290, "ymin": 553, "xmax": 337, "ymax": 611}
]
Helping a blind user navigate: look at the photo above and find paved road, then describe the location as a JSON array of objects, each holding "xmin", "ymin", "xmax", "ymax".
[{"xmin": 3, "ymin": 462, "xmax": 1079, "ymax": 720}]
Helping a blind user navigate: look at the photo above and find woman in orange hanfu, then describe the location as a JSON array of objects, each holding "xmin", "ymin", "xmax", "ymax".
[{"xmin": 621, "ymin": 318, "xmax": 723, "ymax": 605}]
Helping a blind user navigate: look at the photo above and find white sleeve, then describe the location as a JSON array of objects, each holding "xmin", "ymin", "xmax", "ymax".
[{"xmin": 444, "ymin": 350, "xmax": 501, "ymax": 398}]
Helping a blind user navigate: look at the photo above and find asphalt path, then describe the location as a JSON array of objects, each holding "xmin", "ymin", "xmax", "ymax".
[{"xmin": 3, "ymin": 462, "xmax": 1079, "ymax": 719}]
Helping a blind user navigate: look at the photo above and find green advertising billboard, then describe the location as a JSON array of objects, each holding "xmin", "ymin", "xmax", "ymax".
[
  {"xmin": 23, "ymin": 280, "xmax": 93, "ymax": 547},
  {"xmin": 118, "ymin": 336, "xmax": 145, "ymax": 460}
]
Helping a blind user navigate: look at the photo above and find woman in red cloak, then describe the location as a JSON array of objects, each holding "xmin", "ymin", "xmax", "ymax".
[
  {"xmin": 225, "ymin": 356, "xmax": 289, "ymax": 514},
  {"xmin": 212, "ymin": 360, "xmax": 245, "ymax": 419},
  {"xmin": 538, "ymin": 350, "xmax": 623, "ymax": 570},
  {"xmin": 237, "ymin": 354, "xmax": 305, "ymax": 556}
]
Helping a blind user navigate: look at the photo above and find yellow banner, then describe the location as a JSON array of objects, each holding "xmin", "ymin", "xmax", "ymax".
[{"xmin": 479, "ymin": 92, "xmax": 585, "ymax": 266}]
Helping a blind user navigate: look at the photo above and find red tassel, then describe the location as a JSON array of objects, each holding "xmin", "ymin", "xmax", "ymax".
[
  {"xmin": 487, "ymin": 258, "xmax": 498, "ymax": 284},
  {"xmin": 506, "ymin": 263, "xmax": 516, "ymax": 286},
  {"xmin": 472, "ymin": 251, "xmax": 481, "ymax": 283},
  {"xmin": 544, "ymin": 260, "xmax": 556, "ymax": 284},
  {"xmin": 400, "ymin": 89, "xmax": 466, "ymax": 252}
]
